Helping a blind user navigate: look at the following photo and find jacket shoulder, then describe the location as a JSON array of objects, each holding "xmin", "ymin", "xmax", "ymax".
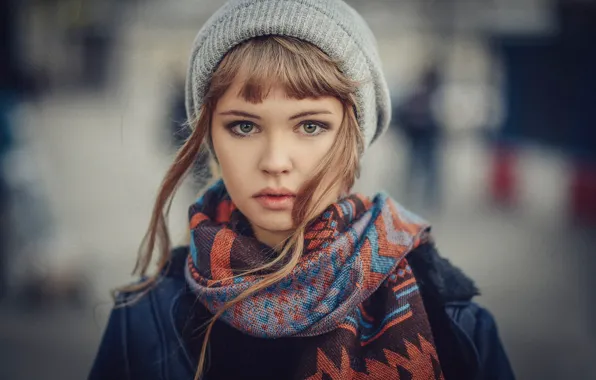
[
  {"xmin": 89, "ymin": 273, "xmax": 188, "ymax": 380},
  {"xmin": 446, "ymin": 302, "xmax": 516, "ymax": 380},
  {"xmin": 407, "ymin": 241, "xmax": 515, "ymax": 379},
  {"xmin": 111, "ymin": 246, "xmax": 189, "ymax": 312}
]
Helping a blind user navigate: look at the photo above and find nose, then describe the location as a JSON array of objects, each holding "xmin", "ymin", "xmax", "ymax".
[{"xmin": 258, "ymin": 136, "xmax": 293, "ymax": 176}]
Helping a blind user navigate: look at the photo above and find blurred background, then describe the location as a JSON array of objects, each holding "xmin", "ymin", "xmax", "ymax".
[{"xmin": 0, "ymin": 0, "xmax": 595, "ymax": 379}]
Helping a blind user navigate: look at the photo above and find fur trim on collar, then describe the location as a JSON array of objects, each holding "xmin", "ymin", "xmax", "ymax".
[{"xmin": 407, "ymin": 241, "xmax": 479, "ymax": 303}]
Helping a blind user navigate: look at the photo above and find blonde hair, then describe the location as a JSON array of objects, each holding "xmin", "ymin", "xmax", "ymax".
[{"xmin": 125, "ymin": 36, "xmax": 364, "ymax": 379}]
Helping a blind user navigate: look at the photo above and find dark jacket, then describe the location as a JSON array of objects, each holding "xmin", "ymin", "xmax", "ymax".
[{"xmin": 89, "ymin": 242, "xmax": 515, "ymax": 380}]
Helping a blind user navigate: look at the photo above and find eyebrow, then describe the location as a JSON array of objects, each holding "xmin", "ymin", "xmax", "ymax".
[
  {"xmin": 218, "ymin": 110, "xmax": 261, "ymax": 119},
  {"xmin": 218, "ymin": 109, "xmax": 333, "ymax": 120},
  {"xmin": 288, "ymin": 110, "xmax": 333, "ymax": 120}
]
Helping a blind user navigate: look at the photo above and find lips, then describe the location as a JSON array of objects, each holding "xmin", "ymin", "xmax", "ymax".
[{"xmin": 253, "ymin": 188, "xmax": 296, "ymax": 211}]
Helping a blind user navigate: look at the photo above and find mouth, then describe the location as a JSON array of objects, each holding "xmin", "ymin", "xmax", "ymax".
[
  {"xmin": 253, "ymin": 187, "xmax": 296, "ymax": 197},
  {"xmin": 252, "ymin": 188, "xmax": 296, "ymax": 210}
]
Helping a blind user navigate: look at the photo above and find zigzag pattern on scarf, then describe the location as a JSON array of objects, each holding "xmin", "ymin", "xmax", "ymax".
[{"xmin": 306, "ymin": 334, "xmax": 443, "ymax": 380}]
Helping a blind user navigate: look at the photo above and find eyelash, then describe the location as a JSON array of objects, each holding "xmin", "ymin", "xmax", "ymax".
[
  {"xmin": 225, "ymin": 120, "xmax": 330, "ymax": 138},
  {"xmin": 225, "ymin": 121, "xmax": 257, "ymax": 138}
]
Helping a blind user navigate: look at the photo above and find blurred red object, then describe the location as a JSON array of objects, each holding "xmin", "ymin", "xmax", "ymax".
[
  {"xmin": 490, "ymin": 145, "xmax": 518, "ymax": 207},
  {"xmin": 570, "ymin": 161, "xmax": 596, "ymax": 224}
]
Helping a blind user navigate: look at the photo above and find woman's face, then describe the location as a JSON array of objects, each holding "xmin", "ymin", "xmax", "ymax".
[{"xmin": 211, "ymin": 77, "xmax": 345, "ymax": 247}]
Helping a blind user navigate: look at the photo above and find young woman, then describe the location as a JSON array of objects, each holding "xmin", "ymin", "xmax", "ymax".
[{"xmin": 89, "ymin": 0, "xmax": 515, "ymax": 379}]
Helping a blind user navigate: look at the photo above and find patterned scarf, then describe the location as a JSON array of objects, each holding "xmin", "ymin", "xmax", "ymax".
[{"xmin": 185, "ymin": 180, "xmax": 444, "ymax": 379}]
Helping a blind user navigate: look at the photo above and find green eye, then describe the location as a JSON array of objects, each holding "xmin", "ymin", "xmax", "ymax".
[
  {"xmin": 231, "ymin": 122, "xmax": 256, "ymax": 136},
  {"xmin": 238, "ymin": 123, "xmax": 254, "ymax": 134},
  {"xmin": 302, "ymin": 123, "xmax": 319, "ymax": 134}
]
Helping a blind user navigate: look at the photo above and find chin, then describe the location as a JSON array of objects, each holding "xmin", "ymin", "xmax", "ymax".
[{"xmin": 249, "ymin": 211, "xmax": 294, "ymax": 233}]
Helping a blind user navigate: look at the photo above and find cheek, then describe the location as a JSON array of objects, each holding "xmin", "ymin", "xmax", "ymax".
[
  {"xmin": 293, "ymin": 135, "xmax": 337, "ymax": 171},
  {"xmin": 215, "ymin": 143, "xmax": 239, "ymax": 177},
  {"xmin": 212, "ymin": 128, "xmax": 247, "ymax": 176}
]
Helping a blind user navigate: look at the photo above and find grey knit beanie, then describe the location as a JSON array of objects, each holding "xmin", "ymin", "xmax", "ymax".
[{"xmin": 185, "ymin": 0, "xmax": 391, "ymax": 149}]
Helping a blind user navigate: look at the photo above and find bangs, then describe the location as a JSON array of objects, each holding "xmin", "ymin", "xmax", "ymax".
[{"xmin": 208, "ymin": 36, "xmax": 358, "ymax": 104}]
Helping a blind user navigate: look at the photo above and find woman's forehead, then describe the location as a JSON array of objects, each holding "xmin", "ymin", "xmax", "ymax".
[
  {"xmin": 213, "ymin": 60, "xmax": 344, "ymax": 103},
  {"xmin": 219, "ymin": 75, "xmax": 338, "ymax": 106},
  {"xmin": 216, "ymin": 84, "xmax": 343, "ymax": 117}
]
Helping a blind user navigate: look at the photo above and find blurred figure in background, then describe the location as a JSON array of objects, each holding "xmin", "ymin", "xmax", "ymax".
[{"xmin": 395, "ymin": 66, "xmax": 443, "ymax": 211}]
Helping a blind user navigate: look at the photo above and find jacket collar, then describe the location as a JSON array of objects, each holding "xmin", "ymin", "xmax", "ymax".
[{"xmin": 406, "ymin": 240, "xmax": 479, "ymax": 303}]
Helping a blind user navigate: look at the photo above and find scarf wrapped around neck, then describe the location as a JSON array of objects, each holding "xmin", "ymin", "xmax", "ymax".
[{"xmin": 185, "ymin": 180, "xmax": 444, "ymax": 379}]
